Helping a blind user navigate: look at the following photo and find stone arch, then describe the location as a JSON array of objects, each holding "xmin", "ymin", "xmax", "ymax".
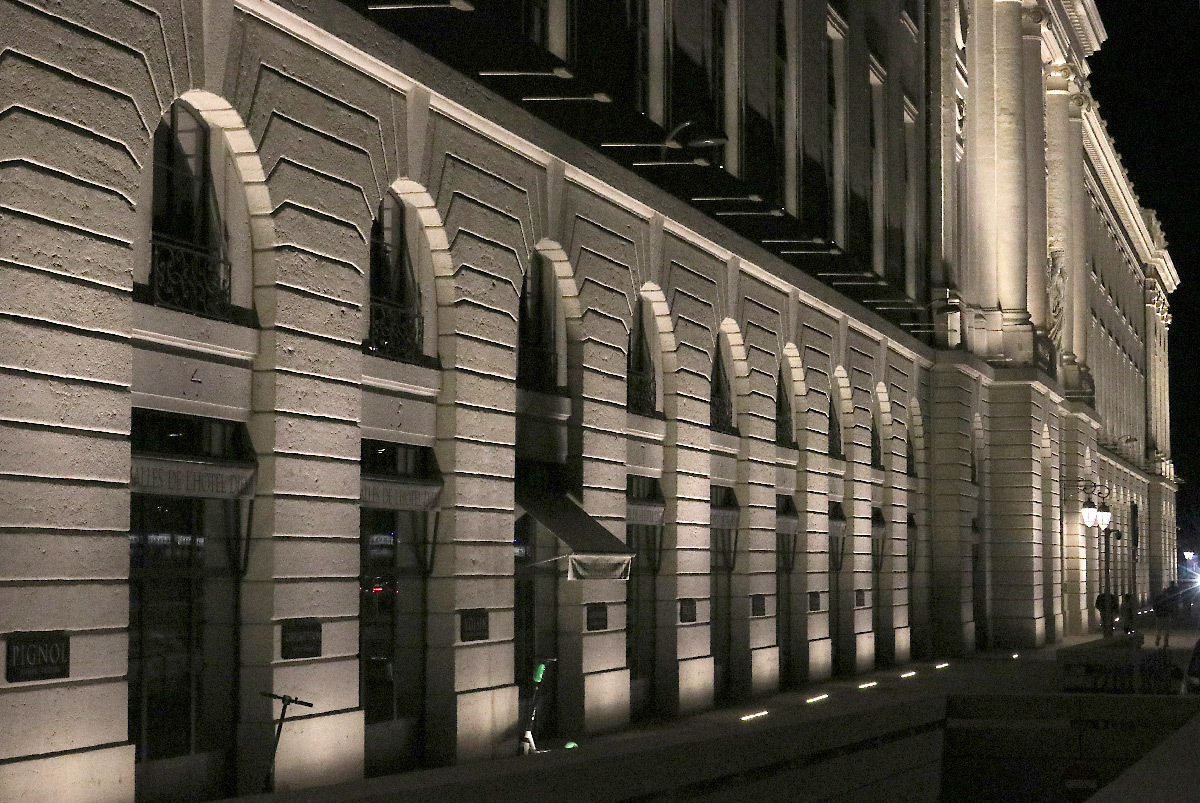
[
  {"xmin": 134, "ymin": 90, "xmax": 277, "ymax": 312},
  {"xmin": 362, "ymin": 179, "xmax": 450, "ymax": 358},
  {"xmin": 780, "ymin": 342, "xmax": 808, "ymax": 450},
  {"xmin": 717, "ymin": 318, "xmax": 753, "ymax": 422},
  {"xmin": 634, "ymin": 282, "xmax": 679, "ymax": 415},
  {"xmin": 873, "ymin": 380, "xmax": 893, "ymax": 471},
  {"xmin": 832, "ymin": 365, "xmax": 853, "ymax": 456},
  {"xmin": 533, "ymin": 238, "xmax": 585, "ymax": 390},
  {"xmin": 908, "ymin": 396, "xmax": 927, "ymax": 481}
]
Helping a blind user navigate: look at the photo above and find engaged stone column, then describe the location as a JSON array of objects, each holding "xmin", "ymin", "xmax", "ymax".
[
  {"xmin": 1044, "ymin": 65, "xmax": 1077, "ymax": 375},
  {"xmin": 1023, "ymin": 8, "xmax": 1049, "ymax": 339},
  {"xmin": 994, "ymin": 0, "xmax": 1033, "ymax": 363},
  {"xmin": 1067, "ymin": 90, "xmax": 1091, "ymax": 384}
]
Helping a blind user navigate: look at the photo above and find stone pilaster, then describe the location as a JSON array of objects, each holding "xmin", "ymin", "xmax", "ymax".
[
  {"xmin": 994, "ymin": 0, "xmax": 1033, "ymax": 364},
  {"xmin": 1067, "ymin": 92, "xmax": 1091, "ymax": 389},
  {"xmin": 929, "ymin": 356, "xmax": 981, "ymax": 656},
  {"xmin": 1023, "ymin": 8, "xmax": 1049, "ymax": 336},
  {"xmin": 988, "ymin": 374, "xmax": 1052, "ymax": 648}
]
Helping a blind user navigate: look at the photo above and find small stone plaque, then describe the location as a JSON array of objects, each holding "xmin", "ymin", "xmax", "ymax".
[
  {"xmin": 679, "ymin": 598, "xmax": 697, "ymax": 624},
  {"xmin": 280, "ymin": 618, "xmax": 322, "ymax": 660},
  {"xmin": 6, "ymin": 631, "xmax": 70, "ymax": 683},
  {"xmin": 586, "ymin": 603, "xmax": 608, "ymax": 632}
]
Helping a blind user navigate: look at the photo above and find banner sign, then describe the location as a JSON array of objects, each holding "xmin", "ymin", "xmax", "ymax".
[
  {"xmin": 626, "ymin": 501, "xmax": 666, "ymax": 526},
  {"xmin": 361, "ymin": 477, "xmax": 442, "ymax": 511},
  {"xmin": 132, "ymin": 456, "xmax": 255, "ymax": 500}
]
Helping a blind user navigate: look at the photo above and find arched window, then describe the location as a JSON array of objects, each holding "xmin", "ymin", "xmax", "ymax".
[
  {"xmin": 870, "ymin": 414, "xmax": 884, "ymax": 469},
  {"xmin": 517, "ymin": 256, "xmax": 559, "ymax": 393},
  {"xmin": 827, "ymin": 391, "xmax": 844, "ymax": 460},
  {"xmin": 775, "ymin": 366, "xmax": 796, "ymax": 448},
  {"xmin": 149, "ymin": 102, "xmax": 230, "ymax": 320},
  {"xmin": 710, "ymin": 345, "xmax": 736, "ymax": 435},
  {"xmin": 627, "ymin": 299, "xmax": 657, "ymax": 416},
  {"xmin": 365, "ymin": 193, "xmax": 423, "ymax": 363},
  {"xmin": 906, "ymin": 429, "xmax": 918, "ymax": 477}
]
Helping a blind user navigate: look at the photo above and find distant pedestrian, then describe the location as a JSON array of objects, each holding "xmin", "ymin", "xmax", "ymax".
[
  {"xmin": 1095, "ymin": 591, "xmax": 1117, "ymax": 635},
  {"xmin": 1187, "ymin": 636, "xmax": 1200, "ymax": 694},
  {"xmin": 1155, "ymin": 582, "xmax": 1179, "ymax": 648},
  {"xmin": 1120, "ymin": 593, "xmax": 1136, "ymax": 635}
]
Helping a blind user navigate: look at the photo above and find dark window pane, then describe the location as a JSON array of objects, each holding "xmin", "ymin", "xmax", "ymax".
[{"xmin": 586, "ymin": 603, "xmax": 608, "ymax": 632}]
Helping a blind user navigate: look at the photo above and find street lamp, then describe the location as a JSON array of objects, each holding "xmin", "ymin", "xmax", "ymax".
[{"xmin": 1076, "ymin": 482, "xmax": 1116, "ymax": 637}]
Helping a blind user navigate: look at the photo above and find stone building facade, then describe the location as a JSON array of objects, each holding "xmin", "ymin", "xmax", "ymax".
[{"xmin": 0, "ymin": 0, "xmax": 1176, "ymax": 800}]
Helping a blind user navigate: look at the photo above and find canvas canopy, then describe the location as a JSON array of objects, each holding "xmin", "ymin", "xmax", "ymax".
[{"xmin": 516, "ymin": 484, "xmax": 634, "ymax": 580}]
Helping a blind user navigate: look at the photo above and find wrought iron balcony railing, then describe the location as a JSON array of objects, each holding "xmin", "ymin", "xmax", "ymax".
[
  {"xmin": 365, "ymin": 297, "xmax": 424, "ymax": 364},
  {"xmin": 710, "ymin": 396, "xmax": 737, "ymax": 437},
  {"xmin": 149, "ymin": 234, "xmax": 232, "ymax": 321},
  {"xmin": 516, "ymin": 341, "xmax": 561, "ymax": 394},
  {"xmin": 627, "ymin": 367, "xmax": 656, "ymax": 416}
]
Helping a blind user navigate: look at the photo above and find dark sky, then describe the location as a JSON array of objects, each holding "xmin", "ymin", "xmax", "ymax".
[{"xmin": 1088, "ymin": 1, "xmax": 1200, "ymax": 517}]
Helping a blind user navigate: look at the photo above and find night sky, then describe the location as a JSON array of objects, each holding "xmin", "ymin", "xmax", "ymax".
[{"xmin": 1088, "ymin": 1, "xmax": 1200, "ymax": 535}]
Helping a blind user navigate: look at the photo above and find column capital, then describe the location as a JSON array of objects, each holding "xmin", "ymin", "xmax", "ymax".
[
  {"xmin": 1070, "ymin": 91, "xmax": 1093, "ymax": 113},
  {"xmin": 1046, "ymin": 63, "xmax": 1085, "ymax": 94},
  {"xmin": 1021, "ymin": 6, "xmax": 1045, "ymax": 28}
]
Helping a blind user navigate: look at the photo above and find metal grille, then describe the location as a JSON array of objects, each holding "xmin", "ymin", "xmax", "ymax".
[
  {"xmin": 776, "ymin": 369, "xmax": 796, "ymax": 447},
  {"xmin": 627, "ymin": 366, "xmax": 656, "ymax": 415},
  {"xmin": 149, "ymin": 235, "xmax": 232, "ymax": 321},
  {"xmin": 710, "ymin": 349, "xmax": 736, "ymax": 435},
  {"xmin": 365, "ymin": 297, "xmax": 424, "ymax": 363},
  {"xmin": 516, "ymin": 343, "xmax": 560, "ymax": 393}
]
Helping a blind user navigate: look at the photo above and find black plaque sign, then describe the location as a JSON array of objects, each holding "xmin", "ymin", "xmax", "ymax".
[
  {"xmin": 280, "ymin": 618, "xmax": 322, "ymax": 660},
  {"xmin": 6, "ymin": 631, "xmax": 70, "ymax": 682}
]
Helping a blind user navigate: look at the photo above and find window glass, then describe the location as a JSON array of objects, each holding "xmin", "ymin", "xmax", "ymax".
[
  {"xmin": 129, "ymin": 495, "xmax": 236, "ymax": 763},
  {"xmin": 360, "ymin": 508, "xmax": 426, "ymax": 725}
]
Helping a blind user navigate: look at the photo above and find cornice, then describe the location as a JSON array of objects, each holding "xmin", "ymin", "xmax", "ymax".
[
  {"xmin": 1062, "ymin": 0, "xmax": 1106, "ymax": 57},
  {"xmin": 1080, "ymin": 105, "xmax": 1180, "ymax": 295},
  {"xmin": 1040, "ymin": 0, "xmax": 1104, "ymax": 76}
]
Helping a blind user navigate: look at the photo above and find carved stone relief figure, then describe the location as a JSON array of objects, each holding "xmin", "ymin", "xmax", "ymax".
[{"xmin": 1048, "ymin": 250, "xmax": 1066, "ymax": 350}]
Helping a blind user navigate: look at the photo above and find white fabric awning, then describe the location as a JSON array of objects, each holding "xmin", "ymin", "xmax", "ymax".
[{"xmin": 517, "ymin": 484, "xmax": 634, "ymax": 581}]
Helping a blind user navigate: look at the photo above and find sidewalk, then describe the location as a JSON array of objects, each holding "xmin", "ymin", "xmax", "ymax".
[{"xmin": 228, "ymin": 625, "xmax": 1200, "ymax": 803}]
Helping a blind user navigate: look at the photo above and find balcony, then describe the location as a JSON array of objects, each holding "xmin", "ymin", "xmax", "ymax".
[
  {"xmin": 149, "ymin": 234, "xmax": 232, "ymax": 322},
  {"xmin": 516, "ymin": 341, "xmax": 561, "ymax": 395},
  {"xmin": 365, "ymin": 297, "xmax": 426, "ymax": 364},
  {"xmin": 627, "ymin": 367, "xmax": 657, "ymax": 418}
]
